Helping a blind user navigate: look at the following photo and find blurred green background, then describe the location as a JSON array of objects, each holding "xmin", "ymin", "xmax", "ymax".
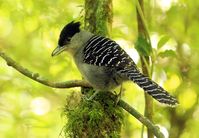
[{"xmin": 0, "ymin": 0, "xmax": 199, "ymax": 138}]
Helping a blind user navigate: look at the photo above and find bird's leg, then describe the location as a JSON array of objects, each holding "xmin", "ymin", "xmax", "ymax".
[
  {"xmin": 86, "ymin": 90, "xmax": 100, "ymax": 101},
  {"xmin": 115, "ymin": 84, "xmax": 123, "ymax": 105}
]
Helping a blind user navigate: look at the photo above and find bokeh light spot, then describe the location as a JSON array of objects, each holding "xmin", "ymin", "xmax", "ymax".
[
  {"xmin": 157, "ymin": 0, "xmax": 178, "ymax": 11},
  {"xmin": 164, "ymin": 74, "xmax": 181, "ymax": 91},
  {"xmin": 179, "ymin": 88, "xmax": 197, "ymax": 109},
  {"xmin": 31, "ymin": 97, "xmax": 51, "ymax": 115}
]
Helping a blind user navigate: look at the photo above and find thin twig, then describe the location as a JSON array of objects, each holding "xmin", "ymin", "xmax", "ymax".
[
  {"xmin": 118, "ymin": 100, "xmax": 164, "ymax": 138},
  {"xmin": 0, "ymin": 51, "xmax": 164, "ymax": 138}
]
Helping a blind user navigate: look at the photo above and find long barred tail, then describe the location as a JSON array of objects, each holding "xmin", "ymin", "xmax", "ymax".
[{"xmin": 120, "ymin": 67, "xmax": 179, "ymax": 106}]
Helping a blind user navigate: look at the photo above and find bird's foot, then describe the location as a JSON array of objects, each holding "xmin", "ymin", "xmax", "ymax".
[
  {"xmin": 114, "ymin": 91, "xmax": 122, "ymax": 106},
  {"xmin": 85, "ymin": 90, "xmax": 99, "ymax": 101},
  {"xmin": 114, "ymin": 85, "xmax": 123, "ymax": 106}
]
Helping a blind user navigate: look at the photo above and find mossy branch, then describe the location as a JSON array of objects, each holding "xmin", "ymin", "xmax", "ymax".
[{"xmin": 0, "ymin": 51, "xmax": 164, "ymax": 138}]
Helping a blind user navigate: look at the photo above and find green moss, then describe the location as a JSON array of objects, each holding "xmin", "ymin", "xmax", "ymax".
[
  {"xmin": 63, "ymin": 91, "xmax": 123, "ymax": 138},
  {"xmin": 95, "ymin": 0, "xmax": 112, "ymax": 36},
  {"xmin": 84, "ymin": 0, "xmax": 112, "ymax": 37}
]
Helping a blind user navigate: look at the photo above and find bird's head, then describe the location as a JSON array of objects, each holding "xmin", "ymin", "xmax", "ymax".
[{"xmin": 51, "ymin": 21, "xmax": 81, "ymax": 56}]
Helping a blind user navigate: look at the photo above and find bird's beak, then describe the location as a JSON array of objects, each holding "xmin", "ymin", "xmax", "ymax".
[{"xmin": 51, "ymin": 45, "xmax": 67, "ymax": 57}]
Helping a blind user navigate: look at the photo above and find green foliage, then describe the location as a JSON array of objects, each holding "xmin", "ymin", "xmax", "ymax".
[
  {"xmin": 63, "ymin": 91, "xmax": 123, "ymax": 138},
  {"xmin": 0, "ymin": 0, "xmax": 199, "ymax": 137},
  {"xmin": 157, "ymin": 35, "xmax": 170, "ymax": 49},
  {"xmin": 158, "ymin": 50, "xmax": 176, "ymax": 58},
  {"xmin": 135, "ymin": 35, "xmax": 152, "ymax": 56}
]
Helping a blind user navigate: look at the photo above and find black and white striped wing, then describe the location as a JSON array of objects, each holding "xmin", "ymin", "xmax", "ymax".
[{"xmin": 83, "ymin": 35, "xmax": 136, "ymax": 68}]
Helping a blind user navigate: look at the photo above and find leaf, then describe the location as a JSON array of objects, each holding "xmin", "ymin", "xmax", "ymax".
[
  {"xmin": 157, "ymin": 35, "xmax": 170, "ymax": 49},
  {"xmin": 135, "ymin": 35, "xmax": 152, "ymax": 56},
  {"xmin": 158, "ymin": 50, "xmax": 177, "ymax": 58}
]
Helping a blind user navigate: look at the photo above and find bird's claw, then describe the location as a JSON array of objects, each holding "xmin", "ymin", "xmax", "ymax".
[
  {"xmin": 83, "ymin": 90, "xmax": 99, "ymax": 101},
  {"xmin": 114, "ymin": 91, "xmax": 122, "ymax": 106},
  {"xmin": 114, "ymin": 85, "xmax": 123, "ymax": 106}
]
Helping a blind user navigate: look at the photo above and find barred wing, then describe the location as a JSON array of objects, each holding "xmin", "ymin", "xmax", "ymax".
[{"xmin": 83, "ymin": 35, "xmax": 136, "ymax": 68}]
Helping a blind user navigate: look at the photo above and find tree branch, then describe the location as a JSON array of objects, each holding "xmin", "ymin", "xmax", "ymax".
[
  {"xmin": 0, "ymin": 51, "xmax": 164, "ymax": 138},
  {"xmin": 0, "ymin": 51, "xmax": 91, "ymax": 88},
  {"xmin": 118, "ymin": 100, "xmax": 164, "ymax": 138}
]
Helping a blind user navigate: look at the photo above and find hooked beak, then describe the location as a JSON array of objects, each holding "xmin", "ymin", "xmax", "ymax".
[{"xmin": 51, "ymin": 45, "xmax": 67, "ymax": 57}]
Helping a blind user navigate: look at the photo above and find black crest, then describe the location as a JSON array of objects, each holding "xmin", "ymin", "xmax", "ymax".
[{"xmin": 58, "ymin": 21, "xmax": 81, "ymax": 46}]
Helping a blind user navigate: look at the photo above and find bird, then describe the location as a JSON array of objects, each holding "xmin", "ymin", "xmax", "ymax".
[{"xmin": 51, "ymin": 21, "xmax": 179, "ymax": 106}]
